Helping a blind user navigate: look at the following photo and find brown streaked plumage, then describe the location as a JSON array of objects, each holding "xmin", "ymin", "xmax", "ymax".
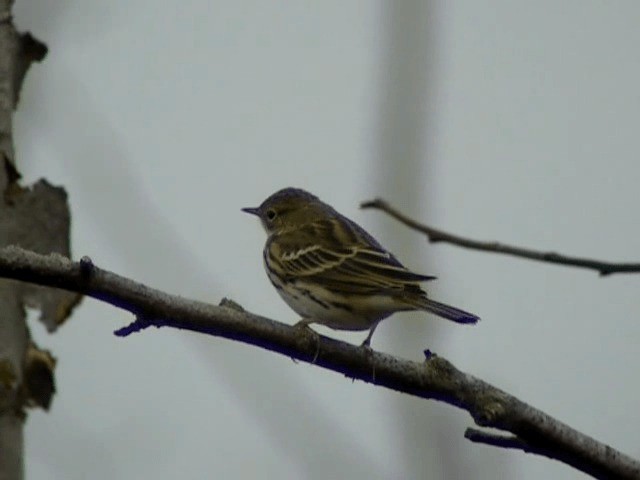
[{"xmin": 243, "ymin": 187, "xmax": 479, "ymax": 346}]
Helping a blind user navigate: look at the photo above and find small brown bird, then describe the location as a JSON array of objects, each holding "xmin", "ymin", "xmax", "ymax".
[{"xmin": 243, "ymin": 188, "xmax": 479, "ymax": 346}]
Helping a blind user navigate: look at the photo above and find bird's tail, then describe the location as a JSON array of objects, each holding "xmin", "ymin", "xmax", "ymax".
[{"xmin": 419, "ymin": 298, "xmax": 480, "ymax": 324}]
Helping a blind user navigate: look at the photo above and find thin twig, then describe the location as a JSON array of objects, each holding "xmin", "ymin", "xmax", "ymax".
[
  {"xmin": 0, "ymin": 246, "xmax": 638, "ymax": 480},
  {"xmin": 465, "ymin": 428, "xmax": 531, "ymax": 451},
  {"xmin": 465, "ymin": 427, "xmax": 597, "ymax": 469},
  {"xmin": 360, "ymin": 199, "xmax": 640, "ymax": 276}
]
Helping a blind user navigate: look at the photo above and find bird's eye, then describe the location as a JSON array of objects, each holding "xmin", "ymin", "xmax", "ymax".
[{"xmin": 266, "ymin": 209, "xmax": 277, "ymax": 221}]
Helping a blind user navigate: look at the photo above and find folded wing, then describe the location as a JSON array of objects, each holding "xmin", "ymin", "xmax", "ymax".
[{"xmin": 271, "ymin": 241, "xmax": 435, "ymax": 295}]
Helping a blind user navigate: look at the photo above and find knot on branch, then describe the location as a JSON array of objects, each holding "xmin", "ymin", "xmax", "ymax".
[
  {"xmin": 475, "ymin": 401, "xmax": 506, "ymax": 426},
  {"xmin": 79, "ymin": 256, "xmax": 94, "ymax": 278},
  {"xmin": 219, "ymin": 297, "xmax": 245, "ymax": 312}
]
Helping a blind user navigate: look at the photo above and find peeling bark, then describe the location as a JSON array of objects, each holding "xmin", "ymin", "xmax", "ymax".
[{"xmin": 0, "ymin": 3, "xmax": 76, "ymax": 479}]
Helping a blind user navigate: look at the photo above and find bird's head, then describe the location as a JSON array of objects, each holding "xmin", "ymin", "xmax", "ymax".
[{"xmin": 242, "ymin": 187, "xmax": 327, "ymax": 235}]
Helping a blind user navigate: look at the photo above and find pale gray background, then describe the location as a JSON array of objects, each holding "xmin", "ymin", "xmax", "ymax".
[{"xmin": 13, "ymin": 1, "xmax": 640, "ymax": 479}]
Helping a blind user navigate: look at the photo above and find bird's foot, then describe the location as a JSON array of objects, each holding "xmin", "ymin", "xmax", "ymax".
[
  {"xmin": 294, "ymin": 318, "xmax": 320, "ymax": 364},
  {"xmin": 294, "ymin": 318, "xmax": 313, "ymax": 330},
  {"xmin": 359, "ymin": 338, "xmax": 376, "ymax": 382}
]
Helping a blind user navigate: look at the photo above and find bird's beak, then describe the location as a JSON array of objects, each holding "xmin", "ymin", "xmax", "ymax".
[{"xmin": 241, "ymin": 207, "xmax": 260, "ymax": 216}]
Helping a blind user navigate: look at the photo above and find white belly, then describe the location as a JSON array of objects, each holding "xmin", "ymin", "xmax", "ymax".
[{"xmin": 267, "ymin": 270, "xmax": 396, "ymax": 331}]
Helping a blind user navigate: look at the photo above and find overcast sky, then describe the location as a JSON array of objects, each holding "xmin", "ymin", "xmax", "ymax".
[{"xmin": 13, "ymin": 2, "xmax": 640, "ymax": 479}]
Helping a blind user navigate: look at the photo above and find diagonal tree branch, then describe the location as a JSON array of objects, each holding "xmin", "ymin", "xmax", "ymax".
[
  {"xmin": 360, "ymin": 199, "xmax": 640, "ymax": 276},
  {"xmin": 0, "ymin": 246, "xmax": 638, "ymax": 479}
]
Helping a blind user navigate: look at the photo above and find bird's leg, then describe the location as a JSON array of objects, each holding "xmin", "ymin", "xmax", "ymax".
[
  {"xmin": 294, "ymin": 318, "xmax": 321, "ymax": 364},
  {"xmin": 360, "ymin": 324, "xmax": 379, "ymax": 382},
  {"xmin": 360, "ymin": 323, "xmax": 379, "ymax": 349}
]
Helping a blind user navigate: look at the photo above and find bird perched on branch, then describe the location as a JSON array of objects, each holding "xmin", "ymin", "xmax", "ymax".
[{"xmin": 243, "ymin": 187, "xmax": 479, "ymax": 347}]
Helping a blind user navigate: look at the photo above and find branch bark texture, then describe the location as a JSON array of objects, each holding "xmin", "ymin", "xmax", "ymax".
[
  {"xmin": 361, "ymin": 199, "xmax": 640, "ymax": 276},
  {"xmin": 0, "ymin": 246, "xmax": 638, "ymax": 480}
]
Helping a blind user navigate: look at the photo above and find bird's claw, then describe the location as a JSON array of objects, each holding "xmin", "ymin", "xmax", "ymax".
[{"xmin": 294, "ymin": 319, "xmax": 320, "ymax": 364}]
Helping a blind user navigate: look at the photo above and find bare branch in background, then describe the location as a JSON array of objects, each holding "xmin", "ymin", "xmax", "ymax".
[
  {"xmin": 361, "ymin": 199, "xmax": 640, "ymax": 276},
  {"xmin": 0, "ymin": 246, "xmax": 638, "ymax": 480}
]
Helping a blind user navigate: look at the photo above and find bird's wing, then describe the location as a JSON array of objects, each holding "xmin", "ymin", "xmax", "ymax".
[{"xmin": 267, "ymin": 221, "xmax": 435, "ymax": 295}]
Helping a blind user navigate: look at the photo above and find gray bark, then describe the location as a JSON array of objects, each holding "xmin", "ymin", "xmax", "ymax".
[{"xmin": 0, "ymin": 2, "xmax": 76, "ymax": 479}]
